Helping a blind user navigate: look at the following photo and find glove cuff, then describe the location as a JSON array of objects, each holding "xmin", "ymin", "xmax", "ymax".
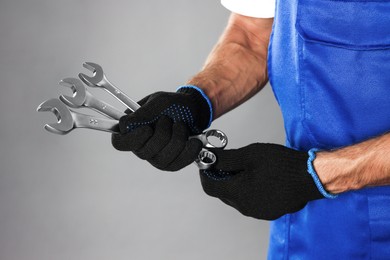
[
  {"xmin": 177, "ymin": 85, "xmax": 213, "ymax": 129},
  {"xmin": 307, "ymin": 148, "xmax": 338, "ymax": 199}
]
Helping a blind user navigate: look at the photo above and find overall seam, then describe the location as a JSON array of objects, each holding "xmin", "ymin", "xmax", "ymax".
[{"xmin": 295, "ymin": 0, "xmax": 327, "ymax": 149}]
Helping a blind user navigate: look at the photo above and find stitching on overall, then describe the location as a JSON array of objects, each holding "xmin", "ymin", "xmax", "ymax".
[
  {"xmin": 296, "ymin": 1, "xmax": 327, "ymax": 148},
  {"xmin": 297, "ymin": 35, "xmax": 322, "ymax": 148},
  {"xmin": 296, "ymin": 0, "xmax": 390, "ymax": 51}
]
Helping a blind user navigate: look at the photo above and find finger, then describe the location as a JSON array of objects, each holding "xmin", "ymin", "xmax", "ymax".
[
  {"xmin": 118, "ymin": 109, "xmax": 157, "ymax": 134},
  {"xmin": 134, "ymin": 116, "xmax": 172, "ymax": 160},
  {"xmin": 199, "ymin": 169, "xmax": 235, "ymax": 181},
  {"xmin": 147, "ymin": 122, "xmax": 188, "ymax": 169},
  {"xmin": 111, "ymin": 125, "xmax": 153, "ymax": 151},
  {"xmin": 164, "ymin": 138, "xmax": 203, "ymax": 171},
  {"xmin": 199, "ymin": 171, "xmax": 238, "ymax": 199},
  {"xmin": 117, "ymin": 95, "xmax": 163, "ymax": 134},
  {"xmin": 210, "ymin": 148, "xmax": 247, "ymax": 172}
]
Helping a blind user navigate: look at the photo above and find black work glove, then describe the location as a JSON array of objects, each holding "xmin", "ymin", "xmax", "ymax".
[
  {"xmin": 112, "ymin": 86, "xmax": 212, "ymax": 171},
  {"xmin": 200, "ymin": 143, "xmax": 335, "ymax": 220}
]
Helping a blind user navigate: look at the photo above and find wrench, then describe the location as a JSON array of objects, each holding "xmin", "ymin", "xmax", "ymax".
[
  {"xmin": 37, "ymin": 97, "xmax": 225, "ymax": 169},
  {"xmin": 59, "ymin": 77, "xmax": 125, "ymax": 120},
  {"xmin": 37, "ymin": 98, "xmax": 119, "ymax": 135},
  {"xmin": 80, "ymin": 61, "xmax": 226, "ymax": 169},
  {"xmin": 78, "ymin": 62, "xmax": 141, "ymax": 112},
  {"xmin": 190, "ymin": 129, "xmax": 228, "ymax": 170}
]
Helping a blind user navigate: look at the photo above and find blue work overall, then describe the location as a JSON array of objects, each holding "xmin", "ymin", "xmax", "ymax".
[{"xmin": 267, "ymin": 0, "xmax": 390, "ymax": 258}]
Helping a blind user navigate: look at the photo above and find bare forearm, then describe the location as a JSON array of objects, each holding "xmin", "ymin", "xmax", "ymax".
[
  {"xmin": 315, "ymin": 133, "xmax": 390, "ymax": 194},
  {"xmin": 187, "ymin": 14, "xmax": 273, "ymax": 118}
]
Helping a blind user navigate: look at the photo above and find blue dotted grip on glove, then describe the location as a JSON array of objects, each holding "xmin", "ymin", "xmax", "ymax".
[
  {"xmin": 201, "ymin": 169, "xmax": 234, "ymax": 181},
  {"xmin": 126, "ymin": 85, "xmax": 213, "ymax": 134},
  {"xmin": 126, "ymin": 104, "xmax": 200, "ymax": 133},
  {"xmin": 176, "ymin": 85, "xmax": 213, "ymax": 128}
]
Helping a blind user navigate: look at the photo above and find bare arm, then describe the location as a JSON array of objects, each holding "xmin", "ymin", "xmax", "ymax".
[
  {"xmin": 315, "ymin": 132, "xmax": 390, "ymax": 194},
  {"xmin": 188, "ymin": 13, "xmax": 390, "ymax": 195},
  {"xmin": 187, "ymin": 13, "xmax": 274, "ymax": 119}
]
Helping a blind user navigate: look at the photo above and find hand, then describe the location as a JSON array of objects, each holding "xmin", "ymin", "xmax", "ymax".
[
  {"xmin": 112, "ymin": 86, "xmax": 212, "ymax": 171},
  {"xmin": 199, "ymin": 143, "xmax": 328, "ymax": 220}
]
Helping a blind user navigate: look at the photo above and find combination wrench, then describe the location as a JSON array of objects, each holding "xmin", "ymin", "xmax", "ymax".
[
  {"xmin": 38, "ymin": 62, "xmax": 228, "ymax": 169},
  {"xmin": 37, "ymin": 98, "xmax": 119, "ymax": 134},
  {"xmin": 79, "ymin": 63, "xmax": 228, "ymax": 169},
  {"xmin": 59, "ymin": 77, "xmax": 125, "ymax": 120},
  {"xmin": 79, "ymin": 62, "xmax": 141, "ymax": 112}
]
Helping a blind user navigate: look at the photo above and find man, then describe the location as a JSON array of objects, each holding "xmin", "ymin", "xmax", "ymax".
[{"xmin": 112, "ymin": 0, "xmax": 390, "ymax": 258}]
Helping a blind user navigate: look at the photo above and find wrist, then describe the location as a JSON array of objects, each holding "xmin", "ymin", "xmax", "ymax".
[
  {"xmin": 307, "ymin": 149, "xmax": 338, "ymax": 198},
  {"xmin": 314, "ymin": 149, "xmax": 364, "ymax": 193},
  {"xmin": 186, "ymin": 75, "xmax": 222, "ymax": 119},
  {"xmin": 177, "ymin": 85, "xmax": 213, "ymax": 129},
  {"xmin": 314, "ymin": 134, "xmax": 390, "ymax": 193}
]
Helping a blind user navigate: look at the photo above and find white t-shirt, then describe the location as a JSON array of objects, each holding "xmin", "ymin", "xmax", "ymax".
[{"xmin": 221, "ymin": 0, "xmax": 275, "ymax": 18}]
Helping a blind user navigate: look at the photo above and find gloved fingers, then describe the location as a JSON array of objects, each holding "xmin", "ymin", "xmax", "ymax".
[
  {"xmin": 209, "ymin": 143, "xmax": 278, "ymax": 172},
  {"xmin": 137, "ymin": 93, "xmax": 154, "ymax": 107},
  {"xmin": 121, "ymin": 94, "xmax": 153, "ymax": 115},
  {"xmin": 196, "ymin": 148, "xmax": 248, "ymax": 186},
  {"xmin": 117, "ymin": 94, "xmax": 165, "ymax": 133},
  {"xmin": 199, "ymin": 170, "xmax": 241, "ymax": 199},
  {"xmin": 218, "ymin": 198, "xmax": 253, "ymax": 217},
  {"xmin": 209, "ymin": 148, "xmax": 248, "ymax": 172},
  {"xmin": 118, "ymin": 109, "xmax": 156, "ymax": 134},
  {"xmin": 111, "ymin": 125, "xmax": 153, "ymax": 151},
  {"xmin": 133, "ymin": 116, "xmax": 172, "ymax": 160},
  {"xmin": 163, "ymin": 138, "xmax": 203, "ymax": 171},
  {"xmin": 200, "ymin": 167, "xmax": 237, "ymax": 180},
  {"xmin": 148, "ymin": 122, "xmax": 192, "ymax": 170},
  {"xmin": 199, "ymin": 171, "xmax": 271, "ymax": 218}
]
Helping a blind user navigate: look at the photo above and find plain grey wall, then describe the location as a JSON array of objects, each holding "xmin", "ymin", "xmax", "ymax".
[{"xmin": 0, "ymin": 0, "xmax": 285, "ymax": 259}]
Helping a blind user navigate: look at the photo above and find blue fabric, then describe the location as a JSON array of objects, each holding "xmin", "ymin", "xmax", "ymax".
[{"xmin": 267, "ymin": 0, "xmax": 390, "ymax": 259}]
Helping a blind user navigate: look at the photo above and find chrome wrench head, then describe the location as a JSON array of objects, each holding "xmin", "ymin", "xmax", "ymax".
[
  {"xmin": 59, "ymin": 77, "xmax": 126, "ymax": 120},
  {"xmin": 189, "ymin": 129, "xmax": 228, "ymax": 170},
  {"xmin": 196, "ymin": 149, "xmax": 218, "ymax": 170},
  {"xmin": 38, "ymin": 98, "xmax": 120, "ymax": 134},
  {"xmin": 59, "ymin": 77, "xmax": 87, "ymax": 108},
  {"xmin": 78, "ymin": 62, "xmax": 106, "ymax": 87},
  {"xmin": 36, "ymin": 98, "xmax": 74, "ymax": 135},
  {"xmin": 78, "ymin": 61, "xmax": 141, "ymax": 112}
]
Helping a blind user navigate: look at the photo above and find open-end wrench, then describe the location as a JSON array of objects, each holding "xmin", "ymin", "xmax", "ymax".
[
  {"xmin": 59, "ymin": 77, "xmax": 125, "ymax": 120},
  {"xmin": 79, "ymin": 62, "xmax": 226, "ymax": 169},
  {"xmin": 37, "ymin": 98, "xmax": 119, "ymax": 135},
  {"xmin": 78, "ymin": 62, "xmax": 141, "ymax": 112}
]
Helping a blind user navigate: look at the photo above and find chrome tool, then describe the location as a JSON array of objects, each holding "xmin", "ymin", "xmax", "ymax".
[
  {"xmin": 59, "ymin": 77, "xmax": 125, "ymax": 120},
  {"xmin": 78, "ymin": 62, "xmax": 141, "ymax": 112},
  {"xmin": 37, "ymin": 98, "xmax": 119, "ymax": 134},
  {"xmin": 190, "ymin": 129, "xmax": 228, "ymax": 170}
]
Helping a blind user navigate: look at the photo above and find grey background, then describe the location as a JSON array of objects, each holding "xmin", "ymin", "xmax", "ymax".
[{"xmin": 0, "ymin": 0, "xmax": 284, "ymax": 259}]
